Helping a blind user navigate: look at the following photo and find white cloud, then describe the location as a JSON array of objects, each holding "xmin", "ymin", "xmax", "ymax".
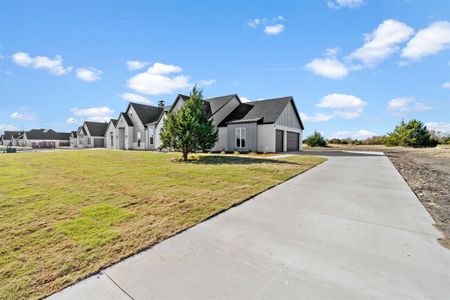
[
  {"xmin": 306, "ymin": 57, "xmax": 348, "ymax": 80},
  {"xmin": 349, "ymin": 20, "xmax": 414, "ymax": 67},
  {"xmin": 300, "ymin": 112, "xmax": 334, "ymax": 122},
  {"xmin": 0, "ymin": 124, "xmax": 20, "ymax": 132},
  {"xmin": 66, "ymin": 117, "xmax": 79, "ymax": 124},
  {"xmin": 69, "ymin": 107, "xmax": 114, "ymax": 122},
  {"xmin": 301, "ymin": 93, "xmax": 367, "ymax": 122},
  {"xmin": 197, "ymin": 79, "xmax": 216, "ymax": 86},
  {"xmin": 148, "ymin": 62, "xmax": 183, "ymax": 75},
  {"xmin": 10, "ymin": 112, "xmax": 34, "ymax": 121},
  {"xmin": 442, "ymin": 81, "xmax": 450, "ymax": 89},
  {"xmin": 121, "ymin": 93, "xmax": 153, "ymax": 105},
  {"xmin": 127, "ymin": 60, "xmax": 149, "ymax": 71},
  {"xmin": 127, "ymin": 62, "xmax": 190, "ymax": 95},
  {"xmin": 425, "ymin": 122, "xmax": 450, "ymax": 136},
  {"xmin": 264, "ymin": 24, "xmax": 284, "ymax": 35},
  {"xmin": 248, "ymin": 18, "xmax": 261, "ymax": 28},
  {"xmin": 12, "ymin": 52, "xmax": 72, "ymax": 75},
  {"xmin": 240, "ymin": 97, "xmax": 252, "ymax": 103},
  {"xmin": 317, "ymin": 93, "xmax": 367, "ymax": 109},
  {"xmin": 330, "ymin": 129, "xmax": 377, "ymax": 140},
  {"xmin": 388, "ymin": 97, "xmax": 431, "ymax": 112},
  {"xmin": 402, "ymin": 21, "xmax": 450, "ymax": 60},
  {"xmin": 76, "ymin": 67, "xmax": 102, "ymax": 82},
  {"xmin": 327, "ymin": 0, "xmax": 364, "ymax": 9},
  {"xmin": 0, "ymin": 54, "xmax": 4, "ymax": 60}
]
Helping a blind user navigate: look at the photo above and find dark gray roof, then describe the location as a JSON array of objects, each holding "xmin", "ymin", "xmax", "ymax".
[
  {"xmin": 218, "ymin": 97, "xmax": 304, "ymax": 129},
  {"xmin": 78, "ymin": 126, "xmax": 87, "ymax": 135},
  {"xmin": 110, "ymin": 119, "xmax": 118, "ymax": 127},
  {"xmin": 71, "ymin": 131, "xmax": 77, "ymax": 138},
  {"xmin": 205, "ymin": 94, "xmax": 238, "ymax": 115},
  {"xmin": 3, "ymin": 131, "xmax": 24, "ymax": 140},
  {"xmin": 128, "ymin": 102, "xmax": 164, "ymax": 126},
  {"xmin": 120, "ymin": 112, "xmax": 133, "ymax": 126},
  {"xmin": 26, "ymin": 129, "xmax": 70, "ymax": 140},
  {"xmin": 84, "ymin": 121, "xmax": 108, "ymax": 137}
]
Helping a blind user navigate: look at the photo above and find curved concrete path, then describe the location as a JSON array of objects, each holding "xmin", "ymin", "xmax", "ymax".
[{"xmin": 48, "ymin": 151, "xmax": 450, "ymax": 299}]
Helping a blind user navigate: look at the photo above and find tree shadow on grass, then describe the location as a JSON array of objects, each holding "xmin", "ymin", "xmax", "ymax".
[{"xmin": 190, "ymin": 155, "xmax": 296, "ymax": 165}]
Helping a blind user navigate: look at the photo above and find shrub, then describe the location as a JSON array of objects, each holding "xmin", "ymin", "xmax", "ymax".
[
  {"xmin": 233, "ymin": 150, "xmax": 240, "ymax": 155},
  {"xmin": 304, "ymin": 131, "xmax": 327, "ymax": 147},
  {"xmin": 220, "ymin": 150, "xmax": 226, "ymax": 155},
  {"xmin": 383, "ymin": 119, "xmax": 438, "ymax": 148}
]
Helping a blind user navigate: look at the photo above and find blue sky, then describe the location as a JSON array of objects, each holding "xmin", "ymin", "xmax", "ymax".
[{"xmin": 1, "ymin": 0, "xmax": 449, "ymax": 138}]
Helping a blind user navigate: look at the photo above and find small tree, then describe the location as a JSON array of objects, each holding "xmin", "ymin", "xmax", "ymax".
[
  {"xmin": 383, "ymin": 119, "xmax": 438, "ymax": 147},
  {"xmin": 160, "ymin": 86, "xmax": 218, "ymax": 161},
  {"xmin": 304, "ymin": 131, "xmax": 327, "ymax": 147}
]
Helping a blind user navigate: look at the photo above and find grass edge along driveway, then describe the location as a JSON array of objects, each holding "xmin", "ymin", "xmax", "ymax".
[{"xmin": 0, "ymin": 150, "xmax": 326, "ymax": 299}]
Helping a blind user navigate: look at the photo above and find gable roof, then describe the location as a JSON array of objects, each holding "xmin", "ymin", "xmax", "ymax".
[
  {"xmin": 25, "ymin": 129, "xmax": 70, "ymax": 140},
  {"xmin": 119, "ymin": 112, "xmax": 133, "ymax": 126},
  {"xmin": 78, "ymin": 126, "xmax": 87, "ymax": 135},
  {"xmin": 3, "ymin": 131, "xmax": 25, "ymax": 140},
  {"xmin": 84, "ymin": 121, "xmax": 108, "ymax": 137},
  {"xmin": 70, "ymin": 131, "xmax": 78, "ymax": 138},
  {"xmin": 109, "ymin": 118, "xmax": 118, "ymax": 127},
  {"xmin": 218, "ymin": 96, "xmax": 304, "ymax": 129},
  {"xmin": 204, "ymin": 94, "xmax": 239, "ymax": 116},
  {"xmin": 127, "ymin": 102, "xmax": 165, "ymax": 126},
  {"xmin": 168, "ymin": 94, "xmax": 190, "ymax": 113}
]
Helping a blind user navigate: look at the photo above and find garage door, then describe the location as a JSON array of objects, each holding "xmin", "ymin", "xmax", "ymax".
[
  {"xmin": 94, "ymin": 138, "xmax": 104, "ymax": 148},
  {"xmin": 287, "ymin": 131, "xmax": 299, "ymax": 151},
  {"xmin": 276, "ymin": 130, "xmax": 284, "ymax": 152}
]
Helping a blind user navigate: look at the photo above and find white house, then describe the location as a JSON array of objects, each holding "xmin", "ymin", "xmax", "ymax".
[
  {"xmin": 71, "ymin": 94, "xmax": 304, "ymax": 153},
  {"xmin": 21, "ymin": 129, "xmax": 70, "ymax": 148},
  {"xmin": 76, "ymin": 121, "xmax": 108, "ymax": 148},
  {"xmin": 115, "ymin": 102, "xmax": 166, "ymax": 150},
  {"xmin": 105, "ymin": 119, "xmax": 118, "ymax": 149},
  {"xmin": 1, "ymin": 131, "xmax": 24, "ymax": 146},
  {"xmin": 69, "ymin": 131, "xmax": 77, "ymax": 148},
  {"xmin": 169, "ymin": 94, "xmax": 304, "ymax": 152}
]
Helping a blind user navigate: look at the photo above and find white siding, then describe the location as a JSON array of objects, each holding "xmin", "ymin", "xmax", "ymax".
[
  {"xmin": 275, "ymin": 100, "xmax": 301, "ymax": 129},
  {"xmin": 257, "ymin": 124, "xmax": 275, "ymax": 153},
  {"xmin": 171, "ymin": 96, "xmax": 186, "ymax": 114},
  {"xmin": 105, "ymin": 122, "xmax": 117, "ymax": 149},
  {"xmin": 214, "ymin": 127, "xmax": 227, "ymax": 151},
  {"xmin": 227, "ymin": 122, "xmax": 258, "ymax": 152},
  {"xmin": 127, "ymin": 106, "xmax": 146, "ymax": 150}
]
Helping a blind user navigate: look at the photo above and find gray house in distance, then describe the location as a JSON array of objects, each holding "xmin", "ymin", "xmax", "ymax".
[{"xmin": 76, "ymin": 121, "xmax": 108, "ymax": 148}]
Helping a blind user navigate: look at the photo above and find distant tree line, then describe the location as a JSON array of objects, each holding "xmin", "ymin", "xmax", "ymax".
[{"xmin": 304, "ymin": 119, "xmax": 449, "ymax": 148}]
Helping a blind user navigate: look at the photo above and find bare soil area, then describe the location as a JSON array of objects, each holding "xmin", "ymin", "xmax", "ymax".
[{"xmin": 304, "ymin": 144, "xmax": 450, "ymax": 248}]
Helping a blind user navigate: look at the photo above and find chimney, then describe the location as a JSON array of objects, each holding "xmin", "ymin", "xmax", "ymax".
[{"xmin": 158, "ymin": 100, "xmax": 165, "ymax": 108}]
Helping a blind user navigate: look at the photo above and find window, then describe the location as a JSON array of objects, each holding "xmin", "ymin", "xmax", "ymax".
[
  {"xmin": 87, "ymin": 137, "xmax": 91, "ymax": 144},
  {"xmin": 235, "ymin": 128, "xmax": 246, "ymax": 148},
  {"xmin": 110, "ymin": 133, "xmax": 114, "ymax": 146}
]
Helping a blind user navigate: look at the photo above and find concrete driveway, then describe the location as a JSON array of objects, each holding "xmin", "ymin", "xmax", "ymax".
[{"xmin": 49, "ymin": 151, "xmax": 450, "ymax": 299}]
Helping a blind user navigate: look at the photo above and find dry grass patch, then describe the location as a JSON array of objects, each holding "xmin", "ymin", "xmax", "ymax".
[{"xmin": 0, "ymin": 150, "xmax": 325, "ymax": 299}]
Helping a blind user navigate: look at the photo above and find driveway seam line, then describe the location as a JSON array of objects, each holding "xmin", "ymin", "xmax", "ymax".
[{"xmin": 103, "ymin": 271, "xmax": 135, "ymax": 300}]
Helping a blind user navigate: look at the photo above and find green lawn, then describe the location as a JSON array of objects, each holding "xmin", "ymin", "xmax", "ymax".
[{"xmin": 0, "ymin": 150, "xmax": 325, "ymax": 299}]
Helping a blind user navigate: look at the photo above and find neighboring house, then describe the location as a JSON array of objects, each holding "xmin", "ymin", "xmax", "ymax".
[
  {"xmin": 22, "ymin": 129, "xmax": 70, "ymax": 148},
  {"xmin": 1, "ymin": 131, "xmax": 25, "ymax": 146},
  {"xmin": 69, "ymin": 131, "xmax": 77, "ymax": 148},
  {"xmin": 170, "ymin": 94, "xmax": 304, "ymax": 152},
  {"xmin": 105, "ymin": 119, "xmax": 118, "ymax": 149},
  {"xmin": 115, "ymin": 102, "xmax": 166, "ymax": 150},
  {"xmin": 76, "ymin": 121, "xmax": 108, "ymax": 148}
]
